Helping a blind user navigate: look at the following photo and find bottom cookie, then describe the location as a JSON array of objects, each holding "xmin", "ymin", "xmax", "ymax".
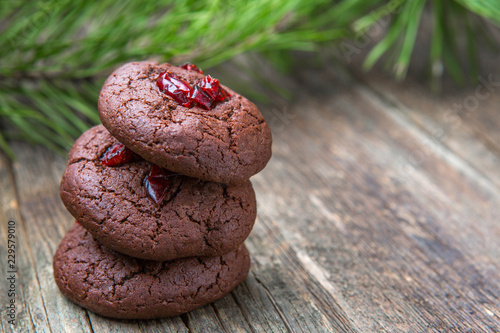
[{"xmin": 53, "ymin": 223, "xmax": 250, "ymax": 319}]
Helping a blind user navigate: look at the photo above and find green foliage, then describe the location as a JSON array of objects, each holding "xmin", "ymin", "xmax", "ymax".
[{"xmin": 0, "ymin": 0, "xmax": 498, "ymax": 156}]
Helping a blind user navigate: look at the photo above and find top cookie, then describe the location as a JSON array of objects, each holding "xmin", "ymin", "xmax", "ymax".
[{"xmin": 98, "ymin": 61, "xmax": 272, "ymax": 184}]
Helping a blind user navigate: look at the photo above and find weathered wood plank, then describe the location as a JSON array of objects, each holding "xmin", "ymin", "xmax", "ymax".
[
  {"xmin": 0, "ymin": 153, "xmax": 39, "ymax": 333},
  {"xmin": 357, "ymin": 69, "xmax": 500, "ymax": 192},
  {"xmin": 210, "ymin": 290, "xmax": 257, "ymax": 332},
  {"xmin": 181, "ymin": 304, "xmax": 231, "ymax": 332},
  {"xmin": 244, "ymin": 220, "xmax": 354, "ymax": 333},
  {"xmin": 230, "ymin": 273, "xmax": 291, "ymax": 333},
  {"xmin": 4, "ymin": 145, "xmax": 93, "ymax": 333},
  {"xmin": 338, "ymin": 65, "xmax": 500, "ymax": 271},
  {"xmin": 253, "ymin": 67, "xmax": 500, "ymax": 331},
  {"xmin": 138, "ymin": 316, "xmax": 189, "ymax": 333}
]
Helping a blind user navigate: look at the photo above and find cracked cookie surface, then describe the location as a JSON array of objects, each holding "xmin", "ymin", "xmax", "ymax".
[
  {"xmin": 98, "ymin": 61, "xmax": 272, "ymax": 184},
  {"xmin": 60, "ymin": 125, "xmax": 256, "ymax": 261},
  {"xmin": 53, "ymin": 223, "xmax": 250, "ymax": 319}
]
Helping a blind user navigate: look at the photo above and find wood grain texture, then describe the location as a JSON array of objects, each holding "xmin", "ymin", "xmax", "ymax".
[{"xmin": 1, "ymin": 58, "xmax": 500, "ymax": 332}]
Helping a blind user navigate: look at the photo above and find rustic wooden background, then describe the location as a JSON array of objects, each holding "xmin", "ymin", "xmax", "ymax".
[{"xmin": 1, "ymin": 51, "xmax": 500, "ymax": 332}]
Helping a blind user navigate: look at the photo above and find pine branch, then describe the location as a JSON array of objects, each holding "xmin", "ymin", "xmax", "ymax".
[
  {"xmin": 358, "ymin": 0, "xmax": 499, "ymax": 85},
  {"xmin": 0, "ymin": 0, "xmax": 499, "ymax": 157}
]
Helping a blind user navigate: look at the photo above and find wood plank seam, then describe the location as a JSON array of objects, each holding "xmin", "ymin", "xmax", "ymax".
[
  {"xmin": 179, "ymin": 313, "xmax": 192, "ymax": 332},
  {"xmin": 209, "ymin": 303, "xmax": 230, "ymax": 333},
  {"xmin": 85, "ymin": 311, "xmax": 96, "ymax": 333},
  {"xmin": 253, "ymin": 273, "xmax": 294, "ymax": 333},
  {"xmin": 229, "ymin": 292, "xmax": 258, "ymax": 333}
]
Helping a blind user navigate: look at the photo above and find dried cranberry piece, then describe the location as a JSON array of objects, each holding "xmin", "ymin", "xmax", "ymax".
[
  {"xmin": 214, "ymin": 86, "xmax": 230, "ymax": 102},
  {"xmin": 197, "ymin": 75, "xmax": 231, "ymax": 105},
  {"xmin": 100, "ymin": 143, "xmax": 133, "ymax": 166},
  {"xmin": 143, "ymin": 165, "xmax": 171, "ymax": 204},
  {"xmin": 191, "ymin": 85, "xmax": 214, "ymax": 110},
  {"xmin": 180, "ymin": 63, "xmax": 203, "ymax": 74},
  {"xmin": 157, "ymin": 71, "xmax": 230, "ymax": 110},
  {"xmin": 156, "ymin": 72, "xmax": 193, "ymax": 107},
  {"xmin": 197, "ymin": 75, "xmax": 220, "ymax": 100}
]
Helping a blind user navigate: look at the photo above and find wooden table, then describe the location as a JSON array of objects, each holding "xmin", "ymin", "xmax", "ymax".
[{"xmin": 1, "ymin": 58, "xmax": 499, "ymax": 332}]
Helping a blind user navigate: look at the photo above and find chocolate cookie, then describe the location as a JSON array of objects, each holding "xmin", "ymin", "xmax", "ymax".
[
  {"xmin": 60, "ymin": 125, "xmax": 256, "ymax": 261},
  {"xmin": 53, "ymin": 223, "xmax": 250, "ymax": 319},
  {"xmin": 98, "ymin": 61, "xmax": 272, "ymax": 184}
]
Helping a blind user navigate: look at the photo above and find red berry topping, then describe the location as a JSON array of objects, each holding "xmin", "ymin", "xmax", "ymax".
[
  {"xmin": 215, "ymin": 86, "xmax": 230, "ymax": 102},
  {"xmin": 180, "ymin": 63, "xmax": 203, "ymax": 74},
  {"xmin": 157, "ymin": 71, "xmax": 230, "ymax": 110},
  {"xmin": 197, "ymin": 75, "xmax": 231, "ymax": 103},
  {"xmin": 191, "ymin": 85, "xmax": 214, "ymax": 110},
  {"xmin": 197, "ymin": 75, "xmax": 220, "ymax": 100},
  {"xmin": 100, "ymin": 143, "xmax": 133, "ymax": 166},
  {"xmin": 157, "ymin": 72, "xmax": 193, "ymax": 107},
  {"xmin": 143, "ymin": 165, "xmax": 171, "ymax": 204}
]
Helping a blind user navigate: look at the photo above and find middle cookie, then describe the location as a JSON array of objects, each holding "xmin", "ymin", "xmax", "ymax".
[{"xmin": 60, "ymin": 125, "xmax": 256, "ymax": 261}]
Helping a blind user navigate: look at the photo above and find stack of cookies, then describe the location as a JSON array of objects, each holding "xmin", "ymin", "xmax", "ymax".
[{"xmin": 53, "ymin": 62, "xmax": 272, "ymax": 319}]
